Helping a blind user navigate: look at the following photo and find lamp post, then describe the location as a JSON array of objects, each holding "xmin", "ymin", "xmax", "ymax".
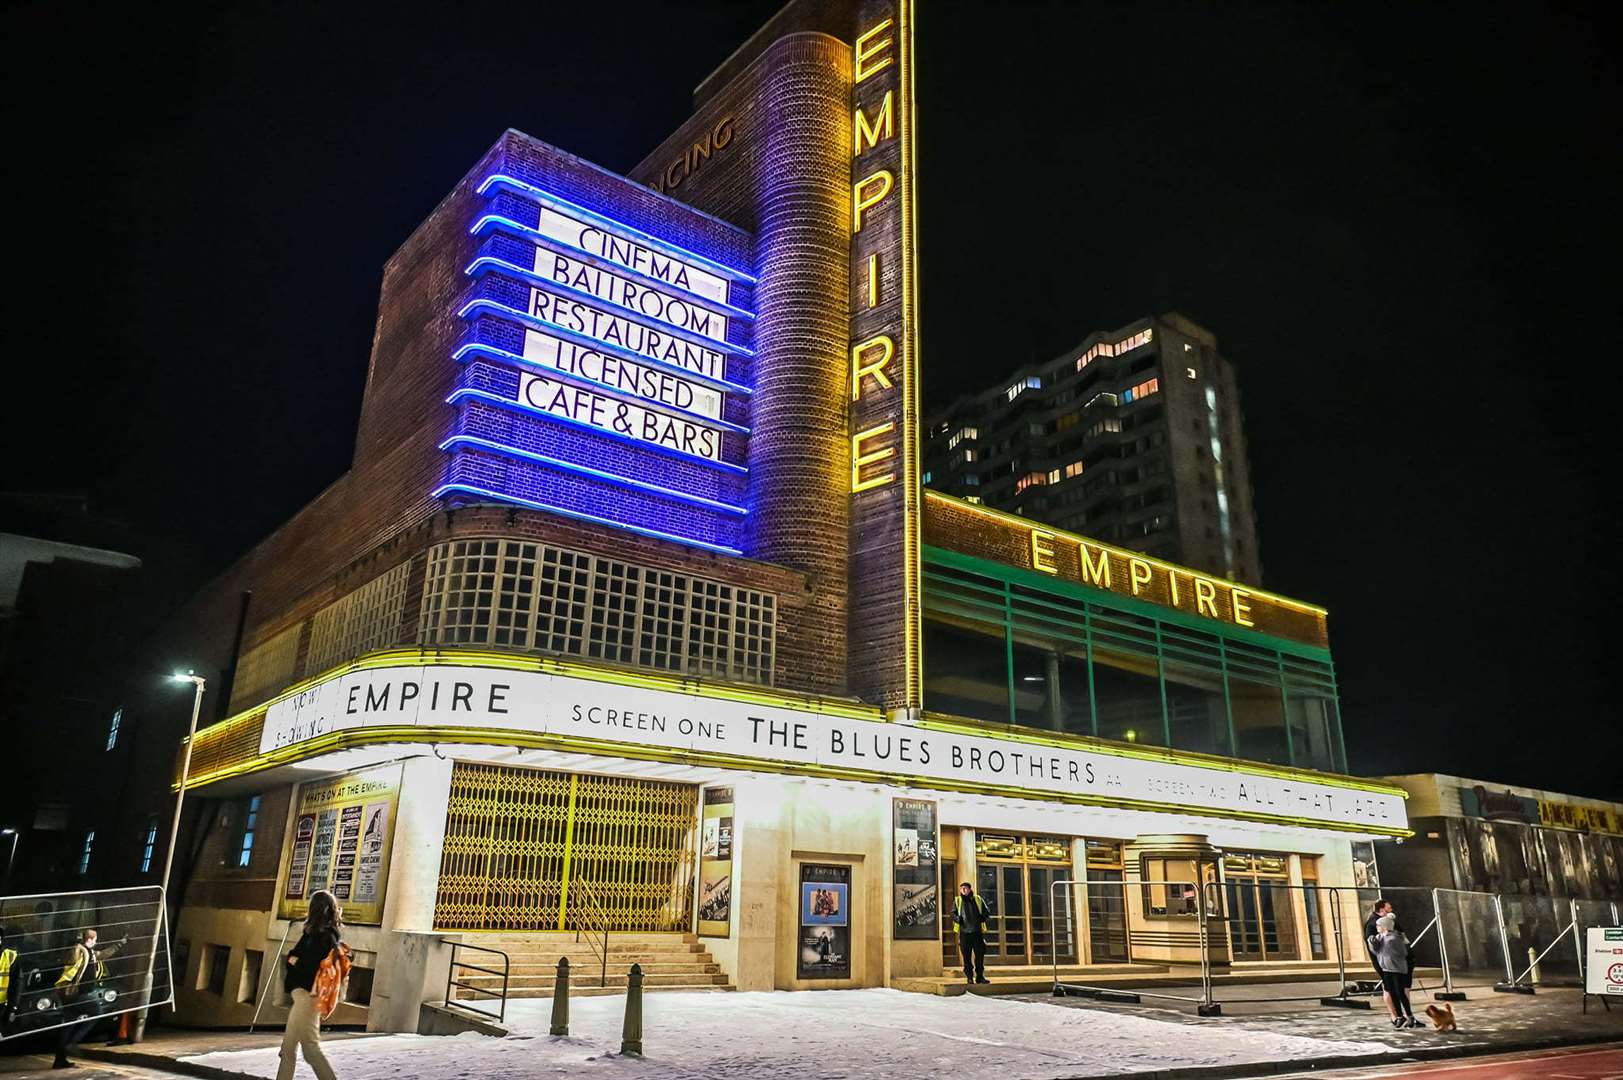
[
  {"xmin": 133, "ymin": 672, "xmax": 207, "ymax": 1044},
  {"xmin": 2, "ymin": 828, "xmax": 18, "ymax": 892}
]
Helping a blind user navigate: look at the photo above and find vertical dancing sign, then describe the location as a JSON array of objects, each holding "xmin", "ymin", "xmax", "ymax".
[{"xmin": 848, "ymin": 0, "xmax": 923, "ymax": 711}]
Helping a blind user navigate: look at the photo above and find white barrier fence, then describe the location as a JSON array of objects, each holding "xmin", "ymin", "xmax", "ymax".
[{"xmin": 1, "ymin": 886, "xmax": 174, "ymax": 1042}]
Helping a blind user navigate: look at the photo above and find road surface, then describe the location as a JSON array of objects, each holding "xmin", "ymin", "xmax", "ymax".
[{"xmin": 1279, "ymin": 1043, "xmax": 1623, "ymax": 1080}]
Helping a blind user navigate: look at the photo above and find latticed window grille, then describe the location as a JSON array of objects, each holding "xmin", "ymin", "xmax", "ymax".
[
  {"xmin": 418, "ymin": 539, "xmax": 776, "ymax": 684},
  {"xmin": 304, "ymin": 562, "xmax": 411, "ymax": 675},
  {"xmin": 433, "ymin": 763, "xmax": 698, "ymax": 932},
  {"xmin": 229, "ymin": 623, "xmax": 302, "ymax": 712}
]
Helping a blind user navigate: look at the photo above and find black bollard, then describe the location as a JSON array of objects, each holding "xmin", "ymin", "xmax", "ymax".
[
  {"xmin": 620, "ymin": 962, "xmax": 643, "ymax": 1056},
  {"xmin": 549, "ymin": 956, "xmax": 570, "ymax": 1036}
]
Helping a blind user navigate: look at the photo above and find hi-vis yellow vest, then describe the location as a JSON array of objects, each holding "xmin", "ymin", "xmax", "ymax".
[
  {"xmin": 55, "ymin": 944, "xmax": 104, "ymax": 989},
  {"xmin": 0, "ymin": 947, "xmax": 17, "ymax": 1004}
]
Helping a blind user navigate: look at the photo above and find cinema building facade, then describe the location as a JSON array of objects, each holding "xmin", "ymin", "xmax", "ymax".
[{"xmin": 157, "ymin": 0, "xmax": 1408, "ymax": 1027}]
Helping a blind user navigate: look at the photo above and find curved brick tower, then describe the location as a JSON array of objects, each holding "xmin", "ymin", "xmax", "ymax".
[{"xmin": 632, "ymin": 30, "xmax": 854, "ymax": 693}]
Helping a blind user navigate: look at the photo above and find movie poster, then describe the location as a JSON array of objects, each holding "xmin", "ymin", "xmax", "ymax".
[
  {"xmin": 284, "ymin": 813, "xmax": 316, "ymax": 900},
  {"xmin": 892, "ymin": 798, "xmax": 938, "ymax": 939},
  {"xmin": 697, "ymin": 786, "xmax": 734, "ymax": 936},
  {"xmin": 278, "ymin": 764, "xmax": 401, "ymax": 924},
  {"xmin": 1350, "ymin": 840, "xmax": 1381, "ymax": 890},
  {"xmin": 798, "ymin": 863, "xmax": 851, "ymax": 979}
]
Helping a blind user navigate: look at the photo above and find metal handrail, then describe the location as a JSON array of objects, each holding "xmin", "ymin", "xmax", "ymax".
[
  {"xmin": 571, "ymin": 877, "xmax": 612, "ymax": 988},
  {"xmin": 445, "ymin": 940, "xmax": 511, "ymax": 1023}
]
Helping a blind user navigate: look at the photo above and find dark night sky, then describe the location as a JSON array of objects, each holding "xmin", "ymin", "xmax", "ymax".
[{"xmin": 5, "ymin": 2, "xmax": 1619, "ymax": 797}]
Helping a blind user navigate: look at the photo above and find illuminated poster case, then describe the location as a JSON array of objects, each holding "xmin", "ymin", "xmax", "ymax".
[{"xmin": 279, "ymin": 764, "xmax": 401, "ymax": 925}]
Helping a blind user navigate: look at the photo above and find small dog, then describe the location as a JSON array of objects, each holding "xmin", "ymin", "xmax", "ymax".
[{"xmin": 1425, "ymin": 1003, "xmax": 1457, "ymax": 1031}]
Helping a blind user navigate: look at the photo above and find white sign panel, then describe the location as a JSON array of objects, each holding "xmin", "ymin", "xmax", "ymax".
[
  {"xmin": 530, "ymin": 288, "xmax": 727, "ymax": 381},
  {"xmin": 1587, "ymin": 928, "xmax": 1623, "ymax": 995},
  {"xmin": 523, "ymin": 328, "xmax": 723, "ymax": 419},
  {"xmin": 534, "ymin": 205, "xmax": 730, "ymax": 304},
  {"xmin": 260, "ymin": 663, "xmax": 1409, "ymax": 831},
  {"xmin": 534, "ymin": 248, "xmax": 729, "ymax": 342},
  {"xmin": 517, "ymin": 371, "xmax": 724, "ymax": 461}
]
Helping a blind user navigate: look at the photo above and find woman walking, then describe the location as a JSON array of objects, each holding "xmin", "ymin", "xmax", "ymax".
[
  {"xmin": 1367, "ymin": 913, "xmax": 1422, "ymax": 1029},
  {"xmin": 277, "ymin": 890, "xmax": 344, "ymax": 1080}
]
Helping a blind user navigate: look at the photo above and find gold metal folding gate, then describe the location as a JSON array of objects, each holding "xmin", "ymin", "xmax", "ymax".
[{"xmin": 433, "ymin": 763, "xmax": 700, "ymax": 932}]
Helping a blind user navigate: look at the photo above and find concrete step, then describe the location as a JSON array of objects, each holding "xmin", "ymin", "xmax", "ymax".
[
  {"xmin": 506, "ymin": 983, "xmax": 735, "ymax": 999},
  {"xmin": 458, "ymin": 972, "xmax": 732, "ymax": 998},
  {"xmin": 458, "ymin": 964, "xmax": 722, "ymax": 988},
  {"xmin": 485, "ymin": 958, "xmax": 722, "ymax": 973}
]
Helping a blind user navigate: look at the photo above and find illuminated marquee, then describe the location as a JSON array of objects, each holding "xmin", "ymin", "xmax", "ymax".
[
  {"xmin": 847, "ymin": 0, "xmax": 924, "ymax": 710},
  {"xmin": 443, "ymin": 170, "xmax": 755, "ymax": 553},
  {"xmin": 924, "ymin": 491, "xmax": 1330, "ymax": 648},
  {"xmin": 254, "ymin": 659, "xmax": 1408, "ymax": 832},
  {"xmin": 516, "ymin": 371, "xmax": 725, "ymax": 462}
]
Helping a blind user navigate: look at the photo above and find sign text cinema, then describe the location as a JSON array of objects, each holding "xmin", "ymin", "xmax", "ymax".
[
  {"xmin": 518, "ymin": 371, "xmax": 723, "ymax": 461},
  {"xmin": 534, "ymin": 205, "xmax": 730, "ymax": 304},
  {"xmin": 258, "ymin": 664, "xmax": 1407, "ymax": 830},
  {"xmin": 523, "ymin": 329, "xmax": 723, "ymax": 419},
  {"xmin": 1029, "ymin": 527, "xmax": 1257, "ymax": 627},
  {"xmin": 849, "ymin": 15, "xmax": 903, "ymax": 494},
  {"xmin": 530, "ymin": 288, "xmax": 728, "ymax": 382},
  {"xmin": 533, "ymin": 247, "xmax": 729, "ymax": 342}
]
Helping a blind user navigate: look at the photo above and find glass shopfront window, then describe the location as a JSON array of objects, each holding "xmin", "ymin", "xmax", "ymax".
[
  {"xmin": 923, "ymin": 618, "xmax": 1009, "ymax": 725},
  {"xmin": 922, "ymin": 554, "xmax": 1346, "ymax": 773}
]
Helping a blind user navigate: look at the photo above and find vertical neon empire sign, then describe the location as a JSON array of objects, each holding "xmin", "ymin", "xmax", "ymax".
[{"xmin": 848, "ymin": 0, "xmax": 923, "ymax": 711}]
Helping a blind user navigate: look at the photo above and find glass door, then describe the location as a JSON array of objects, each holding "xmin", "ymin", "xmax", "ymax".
[
  {"xmin": 977, "ymin": 863, "xmax": 1028, "ymax": 964},
  {"xmin": 1222, "ymin": 852, "xmax": 1300, "ymax": 962},
  {"xmin": 1087, "ymin": 869, "xmax": 1129, "ymax": 962},
  {"xmin": 1029, "ymin": 866, "xmax": 1078, "ymax": 965}
]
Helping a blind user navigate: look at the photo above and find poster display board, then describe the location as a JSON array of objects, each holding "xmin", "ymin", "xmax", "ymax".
[
  {"xmin": 798, "ymin": 863, "xmax": 852, "ymax": 979},
  {"xmin": 697, "ymin": 786, "xmax": 734, "ymax": 937},
  {"xmin": 893, "ymin": 798, "xmax": 938, "ymax": 939},
  {"xmin": 279, "ymin": 763, "xmax": 401, "ymax": 925},
  {"xmin": 1586, "ymin": 927, "xmax": 1623, "ymax": 997}
]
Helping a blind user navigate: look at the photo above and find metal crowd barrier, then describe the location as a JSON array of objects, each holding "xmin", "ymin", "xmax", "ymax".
[
  {"xmin": 0, "ymin": 886, "xmax": 174, "ymax": 1042},
  {"xmin": 1045, "ymin": 878, "xmax": 1622, "ymax": 1017}
]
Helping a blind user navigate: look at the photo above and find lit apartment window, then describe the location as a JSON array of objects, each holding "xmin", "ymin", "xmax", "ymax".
[
  {"xmin": 236, "ymin": 796, "xmax": 261, "ymax": 868},
  {"xmin": 1005, "ymin": 376, "xmax": 1041, "ymax": 401},
  {"xmin": 1014, "ymin": 472, "xmax": 1047, "ymax": 494},
  {"xmin": 962, "ymin": 473, "xmax": 980, "ymax": 486},
  {"xmin": 1076, "ymin": 327, "xmax": 1154, "ymax": 372},
  {"xmin": 946, "ymin": 426, "xmax": 979, "ymax": 450},
  {"xmin": 958, "ymin": 449, "xmax": 977, "ymax": 464},
  {"xmin": 921, "ymin": 471, "xmax": 932, "ymax": 485},
  {"xmin": 965, "ymin": 496, "xmax": 983, "ymax": 505},
  {"xmin": 1186, "ymin": 367, "xmax": 1198, "ymax": 379},
  {"xmin": 1064, "ymin": 460, "xmax": 1085, "ymax": 479},
  {"xmin": 1084, "ymin": 392, "xmax": 1118, "ymax": 409},
  {"xmin": 1046, "ymin": 469, "xmax": 1061, "ymax": 484},
  {"xmin": 1122, "ymin": 377, "xmax": 1160, "ymax": 404},
  {"xmin": 1087, "ymin": 418, "xmax": 1123, "ymax": 437},
  {"xmin": 79, "ymin": 830, "xmax": 95, "ymax": 876},
  {"xmin": 140, "ymin": 817, "xmax": 158, "ymax": 874},
  {"xmin": 105, "ymin": 708, "xmax": 122, "ymax": 752}
]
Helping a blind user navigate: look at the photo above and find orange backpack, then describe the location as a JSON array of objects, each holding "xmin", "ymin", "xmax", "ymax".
[{"xmin": 312, "ymin": 943, "xmax": 352, "ymax": 1020}]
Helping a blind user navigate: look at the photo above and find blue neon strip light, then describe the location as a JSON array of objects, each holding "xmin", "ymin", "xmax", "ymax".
[
  {"xmin": 475, "ymin": 174, "xmax": 758, "ymax": 284},
  {"xmin": 469, "ymin": 215, "xmax": 756, "ymax": 322},
  {"xmin": 431, "ymin": 482, "xmax": 743, "ymax": 556},
  {"xmin": 440, "ymin": 435, "xmax": 747, "ymax": 516},
  {"xmin": 457, "ymin": 297, "xmax": 752, "ymax": 396},
  {"xmin": 447, "ymin": 386, "xmax": 749, "ymax": 474},
  {"xmin": 465, "ymin": 254, "xmax": 756, "ymax": 360},
  {"xmin": 450, "ymin": 340, "xmax": 749, "ymax": 436}
]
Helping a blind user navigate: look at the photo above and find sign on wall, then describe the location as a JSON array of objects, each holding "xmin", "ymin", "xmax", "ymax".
[
  {"xmin": 258, "ymin": 661, "xmax": 1410, "ymax": 832},
  {"xmin": 798, "ymin": 863, "xmax": 852, "ymax": 979},
  {"xmin": 1586, "ymin": 928, "xmax": 1623, "ymax": 997},
  {"xmin": 279, "ymin": 764, "xmax": 401, "ymax": 926},
  {"xmin": 697, "ymin": 786, "xmax": 734, "ymax": 937},
  {"xmin": 846, "ymin": 0, "xmax": 924, "ymax": 709},
  {"xmin": 892, "ymin": 797, "xmax": 938, "ymax": 940}
]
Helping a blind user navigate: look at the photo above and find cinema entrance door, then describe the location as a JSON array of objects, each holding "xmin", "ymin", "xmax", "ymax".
[
  {"xmin": 954, "ymin": 833, "xmax": 1080, "ymax": 966},
  {"xmin": 432, "ymin": 762, "xmax": 699, "ymax": 932}
]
